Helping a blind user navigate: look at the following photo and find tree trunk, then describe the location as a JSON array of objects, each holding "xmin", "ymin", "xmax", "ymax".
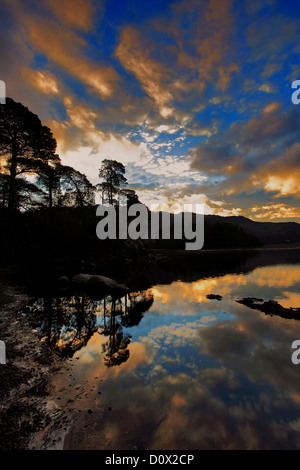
[
  {"xmin": 49, "ymin": 176, "xmax": 53, "ymax": 208},
  {"xmin": 8, "ymin": 148, "xmax": 17, "ymax": 210}
]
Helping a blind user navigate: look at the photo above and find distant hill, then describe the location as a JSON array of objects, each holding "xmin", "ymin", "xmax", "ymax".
[
  {"xmin": 205, "ymin": 215, "xmax": 300, "ymax": 245},
  {"xmin": 1, "ymin": 207, "xmax": 299, "ymax": 264},
  {"xmin": 144, "ymin": 211, "xmax": 300, "ymax": 249}
]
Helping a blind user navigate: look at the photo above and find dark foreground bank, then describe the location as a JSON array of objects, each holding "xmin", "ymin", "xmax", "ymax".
[{"xmin": 0, "ymin": 277, "xmax": 69, "ymax": 450}]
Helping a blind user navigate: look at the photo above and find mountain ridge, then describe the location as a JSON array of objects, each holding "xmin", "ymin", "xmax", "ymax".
[{"xmin": 204, "ymin": 214, "xmax": 300, "ymax": 244}]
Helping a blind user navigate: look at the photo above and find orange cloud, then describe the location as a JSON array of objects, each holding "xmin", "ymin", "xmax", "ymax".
[
  {"xmin": 263, "ymin": 102, "xmax": 281, "ymax": 114},
  {"xmin": 153, "ymin": 0, "xmax": 239, "ymax": 97},
  {"xmin": 47, "ymin": 0, "xmax": 95, "ymax": 31},
  {"xmin": 250, "ymin": 203, "xmax": 300, "ymax": 221},
  {"xmin": 23, "ymin": 15, "xmax": 119, "ymax": 99},
  {"xmin": 256, "ymin": 143, "xmax": 300, "ymax": 198},
  {"xmin": 116, "ymin": 27, "xmax": 175, "ymax": 118},
  {"xmin": 195, "ymin": 0, "xmax": 238, "ymax": 90},
  {"xmin": 63, "ymin": 96, "xmax": 99, "ymax": 132},
  {"xmin": 238, "ymin": 105, "xmax": 289, "ymax": 148},
  {"xmin": 22, "ymin": 68, "xmax": 60, "ymax": 95},
  {"xmin": 191, "ymin": 101, "xmax": 300, "ymax": 203}
]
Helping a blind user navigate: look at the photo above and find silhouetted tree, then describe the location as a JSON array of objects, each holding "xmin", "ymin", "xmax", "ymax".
[
  {"xmin": 58, "ymin": 165, "xmax": 96, "ymax": 207},
  {"xmin": 0, "ymin": 173, "xmax": 9, "ymax": 207},
  {"xmin": 98, "ymin": 159, "xmax": 127, "ymax": 205},
  {"xmin": 0, "ymin": 98, "xmax": 58, "ymax": 210},
  {"xmin": 0, "ymin": 98, "xmax": 56, "ymax": 209},
  {"xmin": 35, "ymin": 161, "xmax": 61, "ymax": 208},
  {"xmin": 119, "ymin": 187, "xmax": 140, "ymax": 207}
]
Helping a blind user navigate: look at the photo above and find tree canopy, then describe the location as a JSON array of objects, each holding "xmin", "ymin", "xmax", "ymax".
[
  {"xmin": 0, "ymin": 98, "xmax": 140, "ymax": 213},
  {"xmin": 0, "ymin": 98, "xmax": 58, "ymax": 209},
  {"xmin": 0, "ymin": 97, "xmax": 97, "ymax": 210},
  {"xmin": 98, "ymin": 159, "xmax": 127, "ymax": 205}
]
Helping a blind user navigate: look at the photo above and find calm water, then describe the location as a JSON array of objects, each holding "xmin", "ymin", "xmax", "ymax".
[{"xmin": 23, "ymin": 249, "xmax": 300, "ymax": 450}]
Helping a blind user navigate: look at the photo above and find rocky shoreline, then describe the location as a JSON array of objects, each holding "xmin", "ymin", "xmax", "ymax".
[
  {"xmin": 0, "ymin": 266, "xmax": 135, "ymax": 450},
  {"xmin": 0, "ymin": 280, "xmax": 69, "ymax": 450}
]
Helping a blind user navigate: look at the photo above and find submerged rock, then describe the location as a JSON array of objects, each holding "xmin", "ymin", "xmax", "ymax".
[
  {"xmin": 236, "ymin": 297, "xmax": 300, "ymax": 320},
  {"xmin": 110, "ymin": 283, "xmax": 129, "ymax": 298},
  {"xmin": 87, "ymin": 275, "xmax": 118, "ymax": 290},
  {"xmin": 56, "ymin": 276, "xmax": 69, "ymax": 288},
  {"xmin": 206, "ymin": 294, "xmax": 223, "ymax": 301},
  {"xmin": 71, "ymin": 273, "xmax": 128, "ymax": 297},
  {"xmin": 236, "ymin": 297, "xmax": 264, "ymax": 305},
  {"xmin": 71, "ymin": 273, "xmax": 92, "ymax": 285}
]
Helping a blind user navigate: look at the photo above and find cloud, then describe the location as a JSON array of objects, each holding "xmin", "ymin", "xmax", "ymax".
[
  {"xmin": 23, "ymin": 16, "xmax": 119, "ymax": 98},
  {"xmin": 263, "ymin": 102, "xmax": 281, "ymax": 114},
  {"xmin": 234, "ymin": 104, "xmax": 298, "ymax": 150},
  {"xmin": 46, "ymin": 0, "xmax": 96, "ymax": 31},
  {"xmin": 192, "ymin": 0, "xmax": 239, "ymax": 91},
  {"xmin": 115, "ymin": 26, "xmax": 175, "ymax": 118},
  {"xmin": 1, "ymin": 0, "xmax": 299, "ymax": 222},
  {"xmin": 259, "ymin": 83, "xmax": 277, "ymax": 94},
  {"xmin": 250, "ymin": 203, "xmax": 300, "ymax": 221},
  {"xmin": 247, "ymin": 13, "xmax": 298, "ymax": 61},
  {"xmin": 169, "ymin": 0, "xmax": 239, "ymax": 91},
  {"xmin": 48, "ymin": 94, "xmax": 145, "ymax": 181},
  {"xmin": 255, "ymin": 143, "xmax": 300, "ymax": 198},
  {"xmin": 115, "ymin": 0, "xmax": 239, "ymax": 119},
  {"xmin": 60, "ymin": 135, "xmax": 142, "ymax": 184},
  {"xmin": 191, "ymin": 104, "xmax": 300, "ymax": 199},
  {"xmin": 22, "ymin": 68, "xmax": 60, "ymax": 95}
]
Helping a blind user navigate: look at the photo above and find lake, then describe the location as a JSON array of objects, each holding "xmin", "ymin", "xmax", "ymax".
[{"xmin": 22, "ymin": 248, "xmax": 300, "ymax": 450}]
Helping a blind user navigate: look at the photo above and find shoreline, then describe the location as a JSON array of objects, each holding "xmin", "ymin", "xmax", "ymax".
[
  {"xmin": 152, "ymin": 243, "xmax": 300, "ymax": 255},
  {"xmin": 0, "ymin": 280, "xmax": 68, "ymax": 450}
]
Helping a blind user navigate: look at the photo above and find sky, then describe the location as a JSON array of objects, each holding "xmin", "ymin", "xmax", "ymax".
[{"xmin": 1, "ymin": 0, "xmax": 300, "ymax": 221}]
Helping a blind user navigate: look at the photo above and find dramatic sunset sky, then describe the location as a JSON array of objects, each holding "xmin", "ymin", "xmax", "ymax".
[{"xmin": 1, "ymin": 0, "xmax": 300, "ymax": 221}]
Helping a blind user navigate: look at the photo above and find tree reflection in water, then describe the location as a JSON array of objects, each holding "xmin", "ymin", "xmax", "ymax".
[
  {"xmin": 100, "ymin": 291, "xmax": 154, "ymax": 367},
  {"xmin": 21, "ymin": 290, "xmax": 154, "ymax": 366}
]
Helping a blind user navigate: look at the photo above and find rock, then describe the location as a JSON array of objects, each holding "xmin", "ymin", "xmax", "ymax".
[
  {"xmin": 71, "ymin": 273, "xmax": 128, "ymax": 296},
  {"xmin": 45, "ymin": 400, "xmax": 59, "ymax": 411},
  {"xmin": 87, "ymin": 275, "xmax": 118, "ymax": 290},
  {"xmin": 236, "ymin": 297, "xmax": 300, "ymax": 320},
  {"xmin": 71, "ymin": 273, "xmax": 93, "ymax": 285},
  {"xmin": 110, "ymin": 283, "xmax": 129, "ymax": 298},
  {"xmin": 235, "ymin": 297, "xmax": 263, "ymax": 306},
  {"xmin": 207, "ymin": 294, "xmax": 222, "ymax": 301},
  {"xmin": 157, "ymin": 255, "xmax": 172, "ymax": 266},
  {"xmin": 56, "ymin": 276, "xmax": 69, "ymax": 288}
]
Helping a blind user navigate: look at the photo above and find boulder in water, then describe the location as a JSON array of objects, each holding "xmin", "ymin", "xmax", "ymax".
[
  {"xmin": 71, "ymin": 273, "xmax": 93, "ymax": 285},
  {"xmin": 87, "ymin": 275, "xmax": 118, "ymax": 290},
  {"xmin": 71, "ymin": 273, "xmax": 128, "ymax": 297},
  {"xmin": 56, "ymin": 276, "xmax": 69, "ymax": 288}
]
